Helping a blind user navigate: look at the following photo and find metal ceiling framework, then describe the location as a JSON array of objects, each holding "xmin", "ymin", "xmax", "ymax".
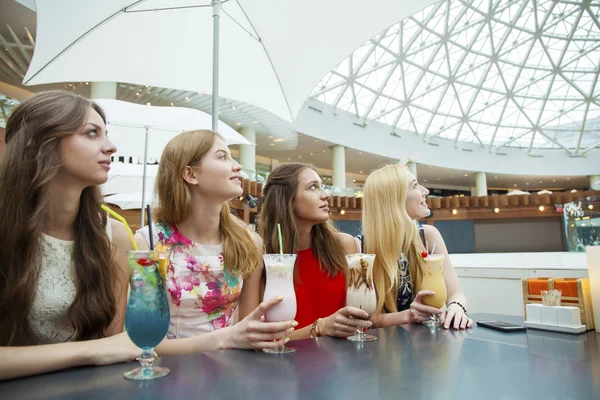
[{"xmin": 311, "ymin": 0, "xmax": 600, "ymax": 156}]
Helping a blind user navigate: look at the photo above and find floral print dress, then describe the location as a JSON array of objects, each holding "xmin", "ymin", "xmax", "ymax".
[{"xmin": 139, "ymin": 223, "xmax": 243, "ymax": 338}]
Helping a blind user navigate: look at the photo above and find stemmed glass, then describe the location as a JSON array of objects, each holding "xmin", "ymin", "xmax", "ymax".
[
  {"xmin": 262, "ymin": 254, "xmax": 297, "ymax": 354},
  {"xmin": 123, "ymin": 250, "xmax": 171, "ymax": 380},
  {"xmin": 345, "ymin": 254, "xmax": 378, "ymax": 342},
  {"xmin": 419, "ymin": 254, "xmax": 447, "ymax": 327}
]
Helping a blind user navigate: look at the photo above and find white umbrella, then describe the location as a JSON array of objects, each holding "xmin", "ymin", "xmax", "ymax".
[
  {"xmin": 23, "ymin": 0, "xmax": 438, "ymax": 128},
  {"xmin": 103, "ymin": 163, "xmax": 159, "ymax": 196},
  {"xmin": 95, "ymin": 99, "xmax": 251, "ymax": 226},
  {"xmin": 105, "ymin": 192, "xmax": 155, "ymax": 211},
  {"xmin": 507, "ymin": 190, "xmax": 531, "ymax": 196}
]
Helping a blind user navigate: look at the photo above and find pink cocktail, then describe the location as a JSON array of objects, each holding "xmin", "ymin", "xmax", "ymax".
[{"xmin": 263, "ymin": 254, "xmax": 297, "ymax": 354}]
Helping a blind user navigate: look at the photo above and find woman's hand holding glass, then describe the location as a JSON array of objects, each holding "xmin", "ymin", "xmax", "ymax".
[
  {"xmin": 409, "ymin": 290, "xmax": 443, "ymax": 324},
  {"xmin": 440, "ymin": 303, "xmax": 473, "ymax": 330},
  {"xmin": 319, "ymin": 306, "xmax": 372, "ymax": 337},
  {"xmin": 88, "ymin": 332, "xmax": 152, "ymax": 366},
  {"xmin": 229, "ymin": 296, "xmax": 297, "ymax": 350}
]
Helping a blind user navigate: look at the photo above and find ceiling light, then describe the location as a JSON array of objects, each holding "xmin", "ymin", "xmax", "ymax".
[
  {"xmin": 270, "ymin": 143, "xmax": 275, "ymax": 146},
  {"xmin": 253, "ymin": 120, "xmax": 259, "ymax": 124},
  {"xmin": 340, "ymin": 209, "xmax": 346, "ymax": 215},
  {"xmin": 589, "ymin": 205, "xmax": 594, "ymax": 210},
  {"xmin": 360, "ymin": 171, "xmax": 363, "ymax": 173},
  {"xmin": 452, "ymin": 209, "xmax": 458, "ymax": 215},
  {"xmin": 539, "ymin": 206, "xmax": 545, "ymax": 211},
  {"xmin": 514, "ymin": 184, "xmax": 517, "ymax": 187},
  {"xmin": 494, "ymin": 208, "xmax": 499, "ymax": 213},
  {"xmin": 571, "ymin": 189, "xmax": 577, "ymax": 193},
  {"xmin": 353, "ymin": 179, "xmax": 356, "ymax": 183},
  {"xmin": 232, "ymin": 106, "xmax": 237, "ymax": 110},
  {"xmin": 136, "ymin": 92, "xmax": 140, "ymax": 96}
]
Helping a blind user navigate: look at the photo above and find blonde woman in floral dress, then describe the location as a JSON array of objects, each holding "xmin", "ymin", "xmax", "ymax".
[{"xmin": 135, "ymin": 130, "xmax": 296, "ymax": 354}]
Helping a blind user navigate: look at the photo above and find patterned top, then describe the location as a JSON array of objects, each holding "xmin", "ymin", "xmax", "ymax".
[
  {"xmin": 356, "ymin": 227, "xmax": 425, "ymax": 312},
  {"xmin": 139, "ymin": 223, "xmax": 243, "ymax": 338},
  {"xmin": 28, "ymin": 220, "xmax": 113, "ymax": 344}
]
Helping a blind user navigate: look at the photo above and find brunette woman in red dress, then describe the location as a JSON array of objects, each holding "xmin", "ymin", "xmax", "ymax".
[{"xmin": 259, "ymin": 163, "xmax": 372, "ymax": 340}]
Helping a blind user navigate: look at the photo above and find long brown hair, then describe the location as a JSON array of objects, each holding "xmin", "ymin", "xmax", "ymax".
[
  {"xmin": 154, "ymin": 130, "xmax": 258, "ymax": 279},
  {"xmin": 259, "ymin": 163, "xmax": 346, "ymax": 277},
  {"xmin": 363, "ymin": 163, "xmax": 424, "ymax": 313},
  {"xmin": 0, "ymin": 90, "xmax": 117, "ymax": 345}
]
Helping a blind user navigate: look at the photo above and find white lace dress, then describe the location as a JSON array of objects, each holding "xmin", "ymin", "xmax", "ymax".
[{"xmin": 28, "ymin": 222, "xmax": 112, "ymax": 344}]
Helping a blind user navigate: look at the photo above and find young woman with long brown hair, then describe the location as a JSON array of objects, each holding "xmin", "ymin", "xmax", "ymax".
[
  {"xmin": 0, "ymin": 90, "xmax": 141, "ymax": 381},
  {"xmin": 362, "ymin": 163, "xmax": 472, "ymax": 330},
  {"xmin": 259, "ymin": 163, "xmax": 372, "ymax": 340},
  {"xmin": 134, "ymin": 130, "xmax": 296, "ymax": 354}
]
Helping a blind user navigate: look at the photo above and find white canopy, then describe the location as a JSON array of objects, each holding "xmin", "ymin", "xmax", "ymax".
[
  {"xmin": 103, "ymin": 163, "xmax": 158, "ymax": 196},
  {"xmin": 105, "ymin": 192, "xmax": 155, "ymax": 210},
  {"xmin": 507, "ymin": 190, "xmax": 531, "ymax": 196},
  {"xmin": 24, "ymin": 0, "xmax": 438, "ymax": 121},
  {"xmin": 95, "ymin": 99, "xmax": 250, "ymax": 160}
]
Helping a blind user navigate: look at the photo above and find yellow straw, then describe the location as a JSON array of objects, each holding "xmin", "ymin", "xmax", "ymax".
[{"xmin": 101, "ymin": 204, "xmax": 139, "ymax": 251}]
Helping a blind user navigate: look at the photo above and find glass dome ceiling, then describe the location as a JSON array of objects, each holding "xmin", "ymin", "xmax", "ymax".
[{"xmin": 311, "ymin": 0, "xmax": 600, "ymax": 155}]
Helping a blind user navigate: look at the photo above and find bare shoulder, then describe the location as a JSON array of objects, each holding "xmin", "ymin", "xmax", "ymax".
[
  {"xmin": 422, "ymin": 224, "xmax": 442, "ymax": 239},
  {"xmin": 251, "ymin": 231, "xmax": 264, "ymax": 252},
  {"xmin": 422, "ymin": 224, "xmax": 448, "ymax": 250},
  {"xmin": 337, "ymin": 232, "xmax": 359, "ymax": 254},
  {"xmin": 109, "ymin": 218, "xmax": 134, "ymax": 252}
]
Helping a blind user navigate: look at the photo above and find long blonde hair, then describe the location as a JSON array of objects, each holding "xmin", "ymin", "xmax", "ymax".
[
  {"xmin": 259, "ymin": 163, "xmax": 346, "ymax": 277},
  {"xmin": 363, "ymin": 163, "xmax": 424, "ymax": 313},
  {"xmin": 154, "ymin": 130, "xmax": 259, "ymax": 279}
]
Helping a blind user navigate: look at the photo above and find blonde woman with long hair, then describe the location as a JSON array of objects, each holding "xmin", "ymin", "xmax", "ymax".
[
  {"xmin": 259, "ymin": 163, "xmax": 372, "ymax": 340},
  {"xmin": 134, "ymin": 130, "xmax": 296, "ymax": 354},
  {"xmin": 362, "ymin": 163, "xmax": 472, "ymax": 330}
]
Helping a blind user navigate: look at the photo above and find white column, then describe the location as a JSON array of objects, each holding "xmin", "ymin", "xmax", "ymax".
[
  {"xmin": 407, "ymin": 162, "xmax": 418, "ymax": 179},
  {"xmin": 90, "ymin": 82, "xmax": 117, "ymax": 99},
  {"xmin": 238, "ymin": 127, "xmax": 256, "ymax": 179},
  {"xmin": 470, "ymin": 186, "xmax": 477, "ymax": 197},
  {"xmin": 475, "ymin": 172, "xmax": 488, "ymax": 197},
  {"xmin": 590, "ymin": 175, "xmax": 600, "ymax": 190},
  {"xmin": 332, "ymin": 145, "xmax": 346, "ymax": 189}
]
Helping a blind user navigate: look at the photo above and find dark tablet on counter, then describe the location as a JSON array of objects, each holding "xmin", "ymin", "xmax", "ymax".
[{"xmin": 476, "ymin": 320, "xmax": 527, "ymax": 332}]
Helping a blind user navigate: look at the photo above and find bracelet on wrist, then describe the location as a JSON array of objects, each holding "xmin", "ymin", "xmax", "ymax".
[
  {"xmin": 447, "ymin": 301, "xmax": 467, "ymax": 315},
  {"xmin": 310, "ymin": 318, "xmax": 322, "ymax": 339}
]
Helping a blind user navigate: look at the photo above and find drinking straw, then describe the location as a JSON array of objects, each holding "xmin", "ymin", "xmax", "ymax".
[
  {"xmin": 277, "ymin": 223, "xmax": 283, "ymax": 255},
  {"xmin": 361, "ymin": 235, "xmax": 365, "ymax": 253},
  {"xmin": 291, "ymin": 230, "xmax": 296, "ymax": 253},
  {"xmin": 146, "ymin": 204, "xmax": 154, "ymax": 251},
  {"xmin": 431, "ymin": 243, "xmax": 437, "ymax": 255},
  {"xmin": 426, "ymin": 240, "xmax": 429, "ymax": 255},
  {"xmin": 100, "ymin": 204, "xmax": 138, "ymax": 251}
]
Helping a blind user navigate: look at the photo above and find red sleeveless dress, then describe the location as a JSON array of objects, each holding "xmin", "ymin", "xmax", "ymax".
[{"xmin": 293, "ymin": 248, "xmax": 346, "ymax": 329}]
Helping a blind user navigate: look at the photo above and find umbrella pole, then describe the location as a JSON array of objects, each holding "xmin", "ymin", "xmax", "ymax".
[
  {"xmin": 141, "ymin": 126, "xmax": 149, "ymax": 229},
  {"xmin": 211, "ymin": 0, "xmax": 221, "ymax": 132}
]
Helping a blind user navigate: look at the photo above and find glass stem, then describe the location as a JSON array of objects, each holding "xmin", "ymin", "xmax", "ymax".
[{"xmin": 139, "ymin": 348, "xmax": 156, "ymax": 377}]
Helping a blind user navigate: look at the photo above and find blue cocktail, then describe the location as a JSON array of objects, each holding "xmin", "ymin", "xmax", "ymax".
[{"xmin": 124, "ymin": 250, "xmax": 170, "ymax": 380}]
